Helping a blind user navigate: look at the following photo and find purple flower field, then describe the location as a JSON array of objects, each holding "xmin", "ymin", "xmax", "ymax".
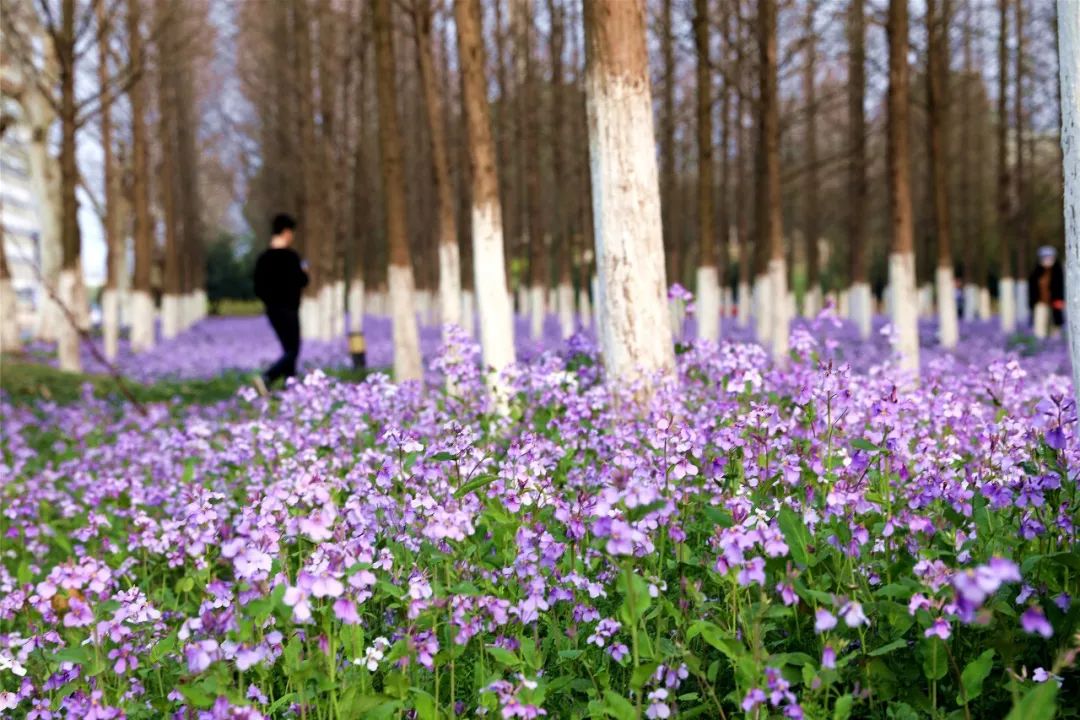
[{"xmin": 1, "ymin": 312, "xmax": 1078, "ymax": 719}]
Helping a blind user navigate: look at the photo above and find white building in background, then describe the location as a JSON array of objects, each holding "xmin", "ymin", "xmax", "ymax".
[{"xmin": 0, "ymin": 90, "xmax": 43, "ymax": 333}]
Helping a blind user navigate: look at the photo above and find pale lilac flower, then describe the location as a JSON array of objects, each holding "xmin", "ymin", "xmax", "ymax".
[{"xmin": 814, "ymin": 609, "xmax": 837, "ymax": 633}]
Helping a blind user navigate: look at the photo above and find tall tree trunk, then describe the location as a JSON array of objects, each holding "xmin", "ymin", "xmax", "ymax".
[
  {"xmin": 997, "ymin": 0, "xmax": 1016, "ymax": 332},
  {"xmin": 455, "ymin": 0, "xmax": 517, "ymax": 400},
  {"xmin": 735, "ymin": 0, "xmax": 751, "ymax": 328},
  {"xmin": 693, "ymin": 0, "xmax": 719, "ymax": 342},
  {"xmin": 128, "ymin": 0, "xmax": 154, "ymax": 351},
  {"xmin": 374, "ymin": 0, "xmax": 422, "ymax": 381},
  {"xmin": 0, "ymin": 209, "xmax": 18, "ymax": 352},
  {"xmin": 1013, "ymin": 0, "xmax": 1028, "ymax": 326},
  {"xmin": 1058, "ymin": 0, "xmax": 1080, "ymax": 407},
  {"xmin": 660, "ymin": 0, "xmax": 678, "ymax": 287},
  {"xmin": 413, "ymin": 0, "xmax": 461, "ymax": 337},
  {"xmin": 549, "ymin": 0, "xmax": 574, "ymax": 339},
  {"xmin": 157, "ymin": 0, "xmax": 182, "ymax": 340},
  {"xmin": 57, "ymin": 0, "xmax": 82, "ymax": 372},
  {"xmin": 97, "ymin": 0, "xmax": 120, "ymax": 359},
  {"xmin": 297, "ymin": 0, "xmax": 322, "ymax": 340},
  {"xmin": 928, "ymin": 0, "xmax": 958, "ymax": 347},
  {"xmin": 518, "ymin": 0, "xmax": 546, "ymax": 339},
  {"xmin": 802, "ymin": 2, "xmax": 820, "ymax": 318},
  {"xmin": 960, "ymin": 0, "xmax": 978, "ymax": 320},
  {"xmin": 316, "ymin": 0, "xmax": 339, "ymax": 341},
  {"xmin": 719, "ymin": 2, "xmax": 732, "ymax": 325},
  {"xmin": 847, "ymin": 0, "xmax": 871, "ymax": 337},
  {"xmin": 757, "ymin": 0, "xmax": 787, "ymax": 361},
  {"xmin": 584, "ymin": 0, "xmax": 674, "ymax": 386},
  {"xmin": 887, "ymin": 0, "xmax": 920, "ymax": 374}
]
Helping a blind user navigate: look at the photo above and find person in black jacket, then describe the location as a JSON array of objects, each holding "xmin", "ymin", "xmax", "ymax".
[
  {"xmin": 1028, "ymin": 245, "xmax": 1065, "ymax": 338},
  {"xmin": 253, "ymin": 214, "xmax": 308, "ymax": 392}
]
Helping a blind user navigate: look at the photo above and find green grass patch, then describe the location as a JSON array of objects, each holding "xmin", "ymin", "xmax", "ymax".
[{"xmin": 0, "ymin": 358, "xmax": 384, "ymax": 406}]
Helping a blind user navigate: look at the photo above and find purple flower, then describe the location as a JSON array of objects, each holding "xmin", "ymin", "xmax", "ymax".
[
  {"xmin": 821, "ymin": 646, "xmax": 836, "ymax": 670},
  {"xmin": 333, "ymin": 598, "xmax": 360, "ymax": 625},
  {"xmin": 737, "ymin": 557, "xmax": 766, "ymax": 587},
  {"xmin": 924, "ymin": 618, "xmax": 951, "ymax": 640},
  {"xmin": 1021, "ymin": 607, "xmax": 1053, "ymax": 638},
  {"xmin": 814, "ymin": 609, "xmax": 837, "ymax": 633},
  {"xmin": 741, "ymin": 688, "xmax": 766, "ymax": 712}
]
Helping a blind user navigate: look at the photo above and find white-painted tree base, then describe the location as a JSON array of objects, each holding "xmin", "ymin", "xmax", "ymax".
[
  {"xmin": 439, "ymin": 239, "xmax": 462, "ymax": 330},
  {"xmin": 838, "ymin": 289, "xmax": 850, "ymax": 318},
  {"xmin": 0, "ymin": 277, "xmax": 20, "ymax": 352},
  {"xmin": 348, "ymin": 281, "xmax": 365, "ymax": 333},
  {"xmin": 722, "ymin": 287, "xmax": 734, "ymax": 322},
  {"xmin": 936, "ymin": 265, "xmax": 958, "ymax": 349},
  {"xmin": 162, "ymin": 294, "xmax": 181, "ymax": 340},
  {"xmin": 999, "ymin": 277, "xmax": 1017, "ymax": 334},
  {"xmin": 101, "ymin": 288, "xmax": 119, "ymax": 360},
  {"xmin": 389, "ymin": 264, "xmax": 422, "ymax": 382},
  {"xmin": 472, "ymin": 200, "xmax": 516, "ymax": 403},
  {"xmin": 769, "ymin": 259, "xmax": 789, "ymax": 363},
  {"xmin": 1060, "ymin": 0, "xmax": 1080, "ymax": 407},
  {"xmin": 695, "ymin": 265, "xmax": 720, "ymax": 342},
  {"xmin": 849, "ymin": 282, "xmax": 873, "ymax": 340},
  {"xmin": 460, "ymin": 290, "xmax": 476, "ymax": 336},
  {"xmin": 516, "ymin": 286, "xmax": 528, "ymax": 317},
  {"xmin": 590, "ymin": 275, "xmax": 600, "ymax": 336},
  {"xmin": 529, "ymin": 285, "xmax": 545, "ymax": 340},
  {"xmin": 1015, "ymin": 280, "xmax": 1030, "ymax": 326},
  {"xmin": 130, "ymin": 290, "xmax": 155, "ymax": 352},
  {"xmin": 1033, "ymin": 303, "xmax": 1050, "ymax": 339},
  {"xmin": 979, "ymin": 288, "xmax": 992, "ymax": 320},
  {"xmin": 803, "ymin": 285, "xmax": 822, "ymax": 318},
  {"xmin": 918, "ymin": 283, "xmax": 934, "ymax": 318},
  {"xmin": 737, "ymin": 281, "xmax": 751, "ymax": 328},
  {"xmin": 577, "ymin": 286, "xmax": 591, "ymax": 329},
  {"xmin": 556, "ymin": 282, "xmax": 574, "ymax": 339},
  {"xmin": 889, "ymin": 252, "xmax": 920, "ymax": 375},
  {"xmin": 57, "ymin": 269, "xmax": 81, "ymax": 372},
  {"xmin": 753, "ymin": 275, "xmax": 771, "ymax": 346},
  {"xmin": 963, "ymin": 283, "xmax": 979, "ymax": 321}
]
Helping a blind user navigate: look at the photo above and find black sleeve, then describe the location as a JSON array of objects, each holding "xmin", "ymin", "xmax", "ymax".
[
  {"xmin": 1052, "ymin": 264, "xmax": 1065, "ymax": 303},
  {"xmin": 297, "ymin": 254, "xmax": 309, "ymax": 290},
  {"xmin": 254, "ymin": 254, "xmax": 267, "ymax": 303}
]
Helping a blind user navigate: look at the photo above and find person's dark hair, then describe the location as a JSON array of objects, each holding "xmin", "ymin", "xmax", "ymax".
[{"xmin": 271, "ymin": 214, "xmax": 297, "ymax": 236}]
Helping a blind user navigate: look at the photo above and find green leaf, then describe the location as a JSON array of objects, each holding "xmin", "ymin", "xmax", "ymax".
[
  {"xmin": 53, "ymin": 646, "xmax": 90, "ymax": 665},
  {"xmin": 455, "ymin": 474, "xmax": 498, "ymax": 499},
  {"xmin": 778, "ymin": 506, "xmax": 812, "ymax": 566},
  {"xmin": 411, "ymin": 689, "xmax": 438, "ymax": 720},
  {"xmin": 179, "ymin": 684, "xmax": 214, "ymax": 709},
  {"xmin": 268, "ymin": 693, "xmax": 298, "ymax": 715},
  {"xmin": 704, "ymin": 507, "xmax": 734, "ymax": 528},
  {"xmin": 851, "ymin": 438, "xmax": 882, "ymax": 452},
  {"xmin": 630, "ymin": 661, "xmax": 660, "ymax": 690},
  {"xmin": 868, "ymin": 639, "xmax": 908, "ymax": 657},
  {"xmin": 688, "ymin": 620, "xmax": 739, "ymax": 659},
  {"xmin": 626, "ymin": 500, "xmax": 666, "ymax": 523},
  {"xmin": 920, "ymin": 637, "xmax": 948, "ymax": 681},
  {"xmin": 833, "ymin": 694, "xmax": 854, "ymax": 720},
  {"xmin": 486, "ymin": 645, "xmax": 521, "ymax": 668},
  {"xmin": 1004, "ymin": 682, "xmax": 1058, "ymax": 720},
  {"xmin": 602, "ymin": 690, "xmax": 637, "ymax": 720},
  {"xmin": 958, "ymin": 649, "xmax": 995, "ymax": 704}
]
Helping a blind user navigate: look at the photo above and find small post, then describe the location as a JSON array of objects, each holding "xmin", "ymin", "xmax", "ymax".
[{"xmin": 349, "ymin": 331, "xmax": 366, "ymax": 369}]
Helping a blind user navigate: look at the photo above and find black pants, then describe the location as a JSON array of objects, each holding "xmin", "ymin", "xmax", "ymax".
[{"xmin": 264, "ymin": 307, "xmax": 301, "ymax": 385}]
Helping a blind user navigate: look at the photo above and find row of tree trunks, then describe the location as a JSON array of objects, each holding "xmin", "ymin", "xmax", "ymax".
[
  {"xmin": 928, "ymin": 0, "xmax": 958, "ymax": 348},
  {"xmin": 887, "ymin": 0, "xmax": 920, "ymax": 375}
]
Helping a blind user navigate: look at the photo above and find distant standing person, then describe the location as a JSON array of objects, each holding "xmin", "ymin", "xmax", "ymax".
[
  {"xmin": 1028, "ymin": 245, "xmax": 1065, "ymax": 339},
  {"xmin": 253, "ymin": 214, "xmax": 308, "ymax": 393}
]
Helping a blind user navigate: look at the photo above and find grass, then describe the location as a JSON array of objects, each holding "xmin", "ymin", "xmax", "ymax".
[{"xmin": 0, "ymin": 358, "xmax": 383, "ymax": 406}]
